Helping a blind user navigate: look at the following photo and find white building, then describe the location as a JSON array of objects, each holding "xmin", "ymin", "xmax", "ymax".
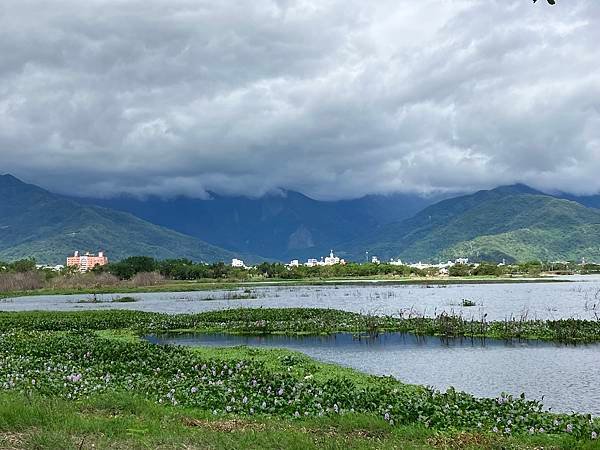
[
  {"xmin": 324, "ymin": 250, "xmax": 340, "ymax": 265},
  {"xmin": 231, "ymin": 258, "xmax": 246, "ymax": 268},
  {"xmin": 36, "ymin": 264, "xmax": 64, "ymax": 272},
  {"xmin": 371, "ymin": 256, "xmax": 380, "ymax": 265},
  {"xmin": 409, "ymin": 262, "xmax": 432, "ymax": 270},
  {"xmin": 288, "ymin": 259, "xmax": 300, "ymax": 268},
  {"xmin": 304, "ymin": 250, "xmax": 346, "ymax": 267}
]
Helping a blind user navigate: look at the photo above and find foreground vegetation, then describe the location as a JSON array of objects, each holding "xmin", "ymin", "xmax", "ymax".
[{"xmin": 1, "ymin": 309, "xmax": 600, "ymax": 448}]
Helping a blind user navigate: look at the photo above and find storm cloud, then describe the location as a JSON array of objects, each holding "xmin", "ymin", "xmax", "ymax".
[{"xmin": 1, "ymin": 0, "xmax": 599, "ymax": 199}]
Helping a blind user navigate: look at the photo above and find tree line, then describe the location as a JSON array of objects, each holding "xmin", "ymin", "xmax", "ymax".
[{"xmin": 2, "ymin": 257, "xmax": 599, "ymax": 287}]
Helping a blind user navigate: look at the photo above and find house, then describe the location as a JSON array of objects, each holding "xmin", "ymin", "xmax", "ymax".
[{"xmin": 66, "ymin": 251, "xmax": 108, "ymax": 272}]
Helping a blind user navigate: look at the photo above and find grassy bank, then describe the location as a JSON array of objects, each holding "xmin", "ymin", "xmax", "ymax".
[
  {"xmin": 2, "ymin": 392, "xmax": 594, "ymax": 450},
  {"xmin": 0, "ymin": 309, "xmax": 599, "ymax": 448}
]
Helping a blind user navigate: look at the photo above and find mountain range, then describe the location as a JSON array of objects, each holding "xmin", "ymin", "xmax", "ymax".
[
  {"xmin": 75, "ymin": 191, "xmax": 436, "ymax": 261},
  {"xmin": 2, "ymin": 173, "xmax": 600, "ymax": 264},
  {"xmin": 340, "ymin": 185, "xmax": 600, "ymax": 263},
  {"xmin": 0, "ymin": 174, "xmax": 241, "ymax": 264}
]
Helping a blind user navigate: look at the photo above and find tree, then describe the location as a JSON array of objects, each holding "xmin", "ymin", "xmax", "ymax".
[
  {"xmin": 8, "ymin": 258, "xmax": 37, "ymax": 273},
  {"xmin": 107, "ymin": 256, "xmax": 157, "ymax": 279}
]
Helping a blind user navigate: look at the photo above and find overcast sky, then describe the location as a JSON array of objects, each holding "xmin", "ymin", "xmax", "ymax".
[{"xmin": 1, "ymin": 0, "xmax": 599, "ymax": 200}]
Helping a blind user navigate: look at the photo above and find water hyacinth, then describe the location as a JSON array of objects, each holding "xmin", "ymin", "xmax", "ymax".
[{"xmin": 0, "ymin": 312, "xmax": 599, "ymax": 442}]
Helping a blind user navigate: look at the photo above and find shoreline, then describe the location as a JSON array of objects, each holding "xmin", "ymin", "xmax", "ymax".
[{"xmin": 0, "ymin": 274, "xmax": 572, "ymax": 300}]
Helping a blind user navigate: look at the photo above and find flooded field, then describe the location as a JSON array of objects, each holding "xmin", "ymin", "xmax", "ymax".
[{"xmin": 3, "ymin": 276, "xmax": 600, "ymax": 321}]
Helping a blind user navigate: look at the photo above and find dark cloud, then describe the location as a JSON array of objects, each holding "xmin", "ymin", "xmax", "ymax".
[{"xmin": 1, "ymin": 0, "xmax": 599, "ymax": 199}]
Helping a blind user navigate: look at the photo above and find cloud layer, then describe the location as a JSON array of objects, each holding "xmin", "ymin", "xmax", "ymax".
[{"xmin": 1, "ymin": 0, "xmax": 599, "ymax": 199}]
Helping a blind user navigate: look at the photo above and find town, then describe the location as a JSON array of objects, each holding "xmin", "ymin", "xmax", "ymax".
[{"xmin": 232, "ymin": 250, "xmax": 476, "ymax": 276}]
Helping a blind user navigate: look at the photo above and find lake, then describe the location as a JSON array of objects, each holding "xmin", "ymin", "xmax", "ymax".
[
  {"xmin": 147, "ymin": 331, "xmax": 600, "ymax": 416},
  {"xmin": 4, "ymin": 277, "xmax": 600, "ymax": 415},
  {"xmin": 3, "ymin": 276, "xmax": 600, "ymax": 321}
]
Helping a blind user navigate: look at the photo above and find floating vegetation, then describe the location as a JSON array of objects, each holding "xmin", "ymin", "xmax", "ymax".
[
  {"xmin": 3, "ymin": 308, "xmax": 600, "ymax": 343},
  {"xmin": 111, "ymin": 296, "xmax": 138, "ymax": 303},
  {"xmin": 75, "ymin": 295, "xmax": 139, "ymax": 304},
  {"xmin": 0, "ymin": 309, "xmax": 599, "ymax": 441}
]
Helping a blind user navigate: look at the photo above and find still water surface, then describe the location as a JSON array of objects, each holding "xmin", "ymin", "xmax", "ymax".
[
  {"xmin": 147, "ymin": 331, "xmax": 600, "ymax": 415},
  {"xmin": 3, "ymin": 276, "xmax": 600, "ymax": 320}
]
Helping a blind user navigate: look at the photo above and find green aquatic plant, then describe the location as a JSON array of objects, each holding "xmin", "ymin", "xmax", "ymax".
[{"xmin": 0, "ymin": 328, "xmax": 597, "ymax": 441}]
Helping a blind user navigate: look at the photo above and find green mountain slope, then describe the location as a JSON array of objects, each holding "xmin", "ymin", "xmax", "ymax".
[
  {"xmin": 0, "ymin": 174, "xmax": 240, "ymax": 264},
  {"xmin": 341, "ymin": 185, "xmax": 600, "ymax": 263}
]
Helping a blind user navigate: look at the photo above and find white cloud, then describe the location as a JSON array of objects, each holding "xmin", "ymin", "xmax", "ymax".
[{"xmin": 1, "ymin": 0, "xmax": 599, "ymax": 199}]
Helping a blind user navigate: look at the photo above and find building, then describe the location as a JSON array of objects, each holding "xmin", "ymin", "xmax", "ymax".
[
  {"xmin": 371, "ymin": 256, "xmax": 380, "ymax": 264},
  {"xmin": 303, "ymin": 250, "xmax": 346, "ymax": 267},
  {"xmin": 231, "ymin": 258, "xmax": 246, "ymax": 268},
  {"xmin": 324, "ymin": 250, "xmax": 346, "ymax": 265},
  {"xmin": 36, "ymin": 264, "xmax": 64, "ymax": 272},
  {"xmin": 66, "ymin": 251, "xmax": 108, "ymax": 272}
]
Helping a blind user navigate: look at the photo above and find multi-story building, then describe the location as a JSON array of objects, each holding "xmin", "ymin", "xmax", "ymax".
[
  {"xmin": 66, "ymin": 251, "xmax": 108, "ymax": 272},
  {"xmin": 304, "ymin": 251, "xmax": 346, "ymax": 267}
]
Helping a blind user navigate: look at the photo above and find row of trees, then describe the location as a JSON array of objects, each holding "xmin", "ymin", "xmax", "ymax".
[
  {"xmin": 94, "ymin": 257, "xmax": 423, "ymax": 280},
  {"xmin": 3, "ymin": 257, "xmax": 600, "ymax": 288},
  {"xmin": 94, "ymin": 256, "xmax": 600, "ymax": 281}
]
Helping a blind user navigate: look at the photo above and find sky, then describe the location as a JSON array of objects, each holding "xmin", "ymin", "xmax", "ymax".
[{"xmin": 1, "ymin": 0, "xmax": 599, "ymax": 200}]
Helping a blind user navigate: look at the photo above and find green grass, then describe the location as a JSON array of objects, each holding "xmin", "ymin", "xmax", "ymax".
[{"xmin": 4, "ymin": 392, "xmax": 591, "ymax": 450}]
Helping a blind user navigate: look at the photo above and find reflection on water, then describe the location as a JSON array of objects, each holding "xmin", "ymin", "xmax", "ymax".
[{"xmin": 147, "ymin": 331, "xmax": 600, "ymax": 416}]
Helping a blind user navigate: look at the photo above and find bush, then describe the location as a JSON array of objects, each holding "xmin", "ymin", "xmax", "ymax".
[
  {"xmin": 130, "ymin": 272, "xmax": 165, "ymax": 287},
  {"xmin": 0, "ymin": 271, "xmax": 45, "ymax": 292}
]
